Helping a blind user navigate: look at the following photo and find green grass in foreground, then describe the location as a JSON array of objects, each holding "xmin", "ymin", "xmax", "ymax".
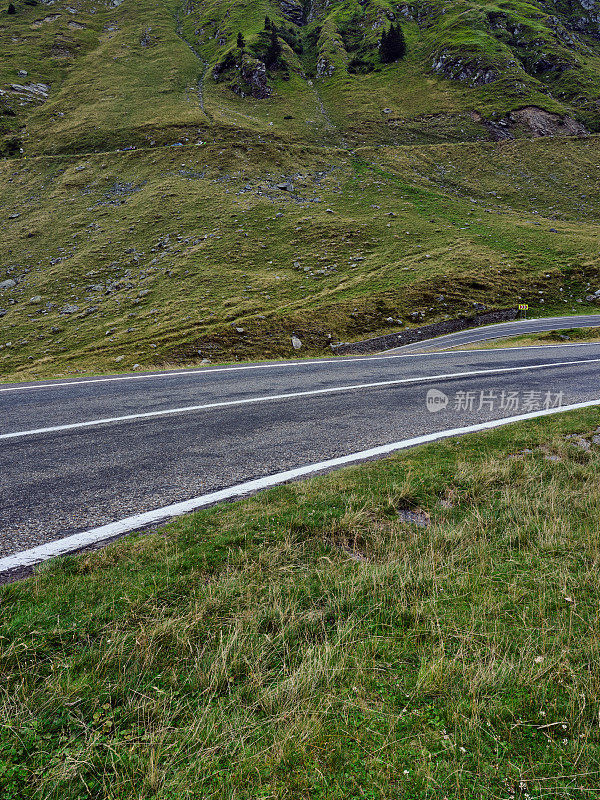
[
  {"xmin": 453, "ymin": 325, "xmax": 600, "ymax": 350},
  {"xmin": 2, "ymin": 408, "xmax": 600, "ymax": 798}
]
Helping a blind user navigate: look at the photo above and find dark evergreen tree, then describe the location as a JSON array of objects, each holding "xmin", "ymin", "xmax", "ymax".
[
  {"xmin": 380, "ymin": 23, "xmax": 406, "ymax": 63},
  {"xmin": 7, "ymin": 2, "xmax": 16, "ymax": 13},
  {"xmin": 264, "ymin": 15, "xmax": 271, "ymax": 30},
  {"xmin": 236, "ymin": 32, "xmax": 245, "ymax": 51},
  {"xmin": 265, "ymin": 27, "xmax": 281, "ymax": 67}
]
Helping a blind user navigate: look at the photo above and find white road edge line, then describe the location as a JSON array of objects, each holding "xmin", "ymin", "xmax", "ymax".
[
  {"xmin": 3, "ymin": 356, "xmax": 600, "ymax": 441},
  {"xmin": 0, "ymin": 349, "xmax": 489, "ymax": 392},
  {"xmin": 444, "ymin": 339, "xmax": 600, "ymax": 351},
  {"xmin": 2, "ymin": 397, "xmax": 600, "ymax": 574},
  {"xmin": 3, "ymin": 319, "xmax": 600, "ymax": 393},
  {"xmin": 388, "ymin": 341, "xmax": 600, "ymax": 355}
]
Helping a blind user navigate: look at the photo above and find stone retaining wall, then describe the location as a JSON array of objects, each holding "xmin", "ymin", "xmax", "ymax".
[{"xmin": 331, "ymin": 308, "xmax": 520, "ymax": 355}]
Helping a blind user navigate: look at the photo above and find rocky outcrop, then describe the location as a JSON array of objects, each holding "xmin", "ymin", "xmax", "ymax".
[
  {"xmin": 431, "ymin": 52, "xmax": 500, "ymax": 86},
  {"xmin": 0, "ymin": 83, "xmax": 49, "ymax": 105},
  {"xmin": 233, "ymin": 57, "xmax": 271, "ymax": 99},
  {"xmin": 315, "ymin": 19, "xmax": 348, "ymax": 79},
  {"xmin": 552, "ymin": 0, "xmax": 600, "ymax": 32},
  {"xmin": 471, "ymin": 110, "xmax": 514, "ymax": 140},
  {"xmin": 316, "ymin": 55, "xmax": 336, "ymax": 77},
  {"xmin": 509, "ymin": 106, "xmax": 587, "ymax": 136},
  {"xmin": 280, "ymin": 0, "xmax": 304, "ymax": 26},
  {"xmin": 474, "ymin": 106, "xmax": 588, "ymax": 140}
]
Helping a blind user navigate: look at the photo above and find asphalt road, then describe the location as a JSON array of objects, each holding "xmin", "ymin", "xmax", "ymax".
[
  {"xmin": 386, "ymin": 313, "xmax": 600, "ymax": 352},
  {"xmin": 2, "ymin": 338, "xmax": 600, "ymax": 564}
]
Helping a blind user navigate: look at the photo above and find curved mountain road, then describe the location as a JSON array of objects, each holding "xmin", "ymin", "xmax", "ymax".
[
  {"xmin": 2, "ymin": 339, "xmax": 600, "ymax": 576},
  {"xmin": 385, "ymin": 313, "xmax": 600, "ymax": 353}
]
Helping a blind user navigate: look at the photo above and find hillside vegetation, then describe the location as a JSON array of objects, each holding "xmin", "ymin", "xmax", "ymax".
[{"xmin": 1, "ymin": 0, "xmax": 600, "ymax": 378}]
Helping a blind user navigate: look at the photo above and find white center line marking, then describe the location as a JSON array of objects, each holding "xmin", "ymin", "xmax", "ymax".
[
  {"xmin": 3, "ymin": 357, "xmax": 600, "ymax": 441},
  {"xmin": 2, "ymin": 397, "xmax": 599, "ymax": 574}
]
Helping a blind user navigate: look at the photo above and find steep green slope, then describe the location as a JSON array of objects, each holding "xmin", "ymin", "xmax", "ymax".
[
  {"xmin": 3, "ymin": 0, "xmax": 600, "ymax": 155},
  {"xmin": 1, "ymin": 0, "xmax": 599, "ymax": 379}
]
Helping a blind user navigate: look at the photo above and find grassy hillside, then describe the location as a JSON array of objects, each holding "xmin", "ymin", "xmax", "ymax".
[
  {"xmin": 1, "ymin": 0, "xmax": 600, "ymax": 378},
  {"xmin": 1, "ymin": 136, "xmax": 600, "ymax": 380},
  {"xmin": 2, "ymin": 407, "xmax": 600, "ymax": 798},
  {"xmin": 3, "ymin": 0, "xmax": 600, "ymax": 154}
]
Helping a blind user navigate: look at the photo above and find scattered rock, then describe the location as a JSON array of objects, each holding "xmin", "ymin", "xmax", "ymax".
[
  {"xmin": 0, "ymin": 279, "xmax": 17, "ymax": 290},
  {"xmin": 397, "ymin": 508, "xmax": 430, "ymax": 527},
  {"xmin": 5, "ymin": 82, "xmax": 50, "ymax": 102},
  {"xmin": 509, "ymin": 448, "xmax": 534, "ymax": 459},
  {"xmin": 565, "ymin": 434, "xmax": 591, "ymax": 451},
  {"xmin": 29, "ymin": 296, "xmax": 42, "ymax": 304},
  {"xmin": 140, "ymin": 28, "xmax": 153, "ymax": 47},
  {"xmin": 291, "ymin": 335, "xmax": 302, "ymax": 350},
  {"xmin": 333, "ymin": 542, "xmax": 369, "ymax": 563},
  {"xmin": 60, "ymin": 304, "xmax": 80, "ymax": 315}
]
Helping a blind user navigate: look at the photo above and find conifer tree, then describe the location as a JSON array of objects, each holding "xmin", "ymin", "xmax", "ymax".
[
  {"xmin": 264, "ymin": 16, "xmax": 271, "ymax": 30},
  {"xmin": 236, "ymin": 32, "xmax": 245, "ymax": 51},
  {"xmin": 380, "ymin": 23, "xmax": 406, "ymax": 63},
  {"xmin": 7, "ymin": 2, "xmax": 16, "ymax": 13},
  {"xmin": 265, "ymin": 27, "xmax": 281, "ymax": 67}
]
